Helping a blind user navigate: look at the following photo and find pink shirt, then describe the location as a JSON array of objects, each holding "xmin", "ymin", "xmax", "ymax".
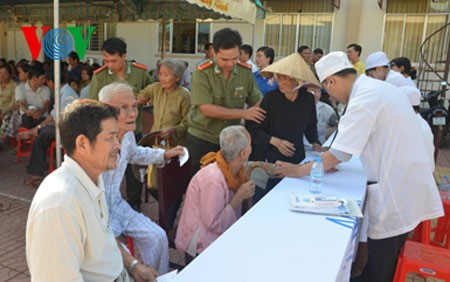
[{"xmin": 175, "ymin": 163, "xmax": 242, "ymax": 254}]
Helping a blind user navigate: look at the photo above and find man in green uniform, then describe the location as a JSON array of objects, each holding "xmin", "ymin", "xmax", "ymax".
[
  {"xmin": 187, "ymin": 28, "xmax": 265, "ymax": 175},
  {"xmin": 89, "ymin": 37, "xmax": 153, "ymax": 212}
]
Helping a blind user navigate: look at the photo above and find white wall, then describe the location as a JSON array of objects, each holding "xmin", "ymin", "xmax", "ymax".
[
  {"xmin": 357, "ymin": 0, "xmax": 385, "ymax": 62},
  {"xmin": 116, "ymin": 21, "xmax": 158, "ymax": 68},
  {"xmin": 331, "ymin": 0, "xmax": 350, "ymax": 52}
]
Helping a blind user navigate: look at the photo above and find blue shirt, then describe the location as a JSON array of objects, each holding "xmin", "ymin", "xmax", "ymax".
[{"xmin": 253, "ymin": 70, "xmax": 278, "ymax": 96}]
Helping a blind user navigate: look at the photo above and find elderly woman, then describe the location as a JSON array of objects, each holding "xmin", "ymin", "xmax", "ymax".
[
  {"xmin": 253, "ymin": 46, "xmax": 278, "ymax": 96},
  {"xmin": 175, "ymin": 125, "xmax": 255, "ymax": 264},
  {"xmin": 246, "ymin": 53, "xmax": 322, "ymax": 201},
  {"xmin": 137, "ymin": 58, "xmax": 191, "ymax": 145}
]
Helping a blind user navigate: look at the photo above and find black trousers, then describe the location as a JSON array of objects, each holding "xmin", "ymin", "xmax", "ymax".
[
  {"xmin": 126, "ymin": 133, "xmax": 144, "ymax": 212},
  {"xmin": 185, "ymin": 133, "xmax": 220, "ymax": 178},
  {"xmin": 26, "ymin": 125, "xmax": 55, "ymax": 177},
  {"xmin": 351, "ymin": 232, "xmax": 408, "ymax": 282},
  {"xmin": 21, "ymin": 114, "xmax": 45, "ymax": 129}
]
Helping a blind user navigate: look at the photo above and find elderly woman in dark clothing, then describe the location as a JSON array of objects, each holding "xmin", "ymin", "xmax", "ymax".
[{"xmin": 246, "ymin": 52, "xmax": 323, "ymax": 202}]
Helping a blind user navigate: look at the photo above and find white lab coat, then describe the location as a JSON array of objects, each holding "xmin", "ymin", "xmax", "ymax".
[
  {"xmin": 332, "ymin": 75, "xmax": 443, "ymax": 239},
  {"xmin": 386, "ymin": 69, "xmax": 409, "ymax": 88},
  {"xmin": 417, "ymin": 113, "xmax": 435, "ymax": 169}
]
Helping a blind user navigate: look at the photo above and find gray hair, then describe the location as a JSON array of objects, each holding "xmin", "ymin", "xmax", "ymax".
[
  {"xmin": 220, "ymin": 125, "xmax": 249, "ymax": 162},
  {"xmin": 158, "ymin": 58, "xmax": 185, "ymax": 85},
  {"xmin": 98, "ymin": 82, "xmax": 133, "ymax": 103}
]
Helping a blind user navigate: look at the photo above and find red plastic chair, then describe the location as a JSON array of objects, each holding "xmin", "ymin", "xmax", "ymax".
[
  {"xmin": 48, "ymin": 140, "xmax": 66, "ymax": 173},
  {"xmin": 393, "ymin": 240, "xmax": 450, "ymax": 281},
  {"xmin": 16, "ymin": 127, "xmax": 34, "ymax": 163},
  {"xmin": 431, "ymin": 197, "xmax": 450, "ymax": 249},
  {"xmin": 394, "ymin": 198, "xmax": 450, "ymax": 281}
]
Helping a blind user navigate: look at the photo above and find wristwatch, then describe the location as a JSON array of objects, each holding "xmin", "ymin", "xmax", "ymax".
[{"xmin": 127, "ymin": 258, "xmax": 139, "ymax": 273}]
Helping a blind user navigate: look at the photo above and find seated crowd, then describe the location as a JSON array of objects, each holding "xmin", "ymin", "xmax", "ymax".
[{"xmin": 16, "ymin": 27, "xmax": 442, "ymax": 282}]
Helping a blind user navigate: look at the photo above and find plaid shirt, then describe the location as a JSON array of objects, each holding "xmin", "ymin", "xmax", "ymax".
[{"xmin": 103, "ymin": 131, "xmax": 165, "ymax": 236}]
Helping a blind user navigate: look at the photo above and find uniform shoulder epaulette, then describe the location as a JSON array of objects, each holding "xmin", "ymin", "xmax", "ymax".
[
  {"xmin": 132, "ymin": 62, "xmax": 148, "ymax": 70},
  {"xmin": 93, "ymin": 65, "xmax": 107, "ymax": 74},
  {"xmin": 237, "ymin": 61, "xmax": 252, "ymax": 70},
  {"xmin": 196, "ymin": 60, "xmax": 213, "ymax": 71}
]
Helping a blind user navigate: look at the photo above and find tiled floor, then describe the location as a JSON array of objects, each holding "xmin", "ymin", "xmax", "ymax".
[{"xmin": 1, "ymin": 136, "xmax": 450, "ymax": 282}]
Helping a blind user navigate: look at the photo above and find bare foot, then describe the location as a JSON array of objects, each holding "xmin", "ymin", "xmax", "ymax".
[{"xmin": 24, "ymin": 176, "xmax": 44, "ymax": 186}]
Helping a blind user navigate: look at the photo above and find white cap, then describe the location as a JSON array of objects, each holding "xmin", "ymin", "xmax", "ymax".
[
  {"xmin": 398, "ymin": 86, "xmax": 421, "ymax": 106},
  {"xmin": 365, "ymin": 51, "xmax": 389, "ymax": 70},
  {"xmin": 315, "ymin": 51, "xmax": 354, "ymax": 83}
]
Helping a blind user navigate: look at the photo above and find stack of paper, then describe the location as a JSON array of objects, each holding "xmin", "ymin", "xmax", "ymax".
[{"xmin": 289, "ymin": 194, "xmax": 363, "ymax": 218}]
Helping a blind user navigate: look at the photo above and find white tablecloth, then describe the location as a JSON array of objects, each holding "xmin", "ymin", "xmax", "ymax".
[{"xmin": 171, "ymin": 156, "xmax": 367, "ymax": 282}]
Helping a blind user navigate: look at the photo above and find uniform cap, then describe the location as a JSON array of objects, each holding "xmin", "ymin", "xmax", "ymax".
[
  {"xmin": 365, "ymin": 51, "xmax": 389, "ymax": 70},
  {"xmin": 260, "ymin": 53, "xmax": 320, "ymax": 86},
  {"xmin": 315, "ymin": 51, "xmax": 354, "ymax": 83}
]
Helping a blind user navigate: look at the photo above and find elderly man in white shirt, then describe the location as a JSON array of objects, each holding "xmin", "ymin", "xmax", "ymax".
[
  {"xmin": 99, "ymin": 82, "xmax": 185, "ymax": 276},
  {"xmin": 26, "ymin": 100, "xmax": 135, "ymax": 281},
  {"xmin": 274, "ymin": 52, "xmax": 443, "ymax": 282}
]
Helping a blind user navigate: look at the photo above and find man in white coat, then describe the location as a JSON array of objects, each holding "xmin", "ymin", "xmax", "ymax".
[{"xmin": 274, "ymin": 52, "xmax": 443, "ymax": 282}]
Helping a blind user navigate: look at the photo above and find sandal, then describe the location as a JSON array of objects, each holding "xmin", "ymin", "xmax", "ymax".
[{"xmin": 24, "ymin": 176, "xmax": 43, "ymax": 186}]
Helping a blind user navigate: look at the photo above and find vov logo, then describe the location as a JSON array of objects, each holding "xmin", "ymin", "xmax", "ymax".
[{"xmin": 21, "ymin": 26, "xmax": 96, "ymax": 60}]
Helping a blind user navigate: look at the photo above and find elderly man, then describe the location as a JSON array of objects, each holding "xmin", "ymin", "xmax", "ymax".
[
  {"xmin": 365, "ymin": 51, "xmax": 409, "ymax": 87},
  {"xmin": 176, "ymin": 125, "xmax": 255, "ymax": 264},
  {"xmin": 99, "ymin": 82, "xmax": 185, "ymax": 276},
  {"xmin": 26, "ymin": 100, "xmax": 133, "ymax": 281},
  {"xmin": 274, "ymin": 52, "xmax": 443, "ymax": 282}
]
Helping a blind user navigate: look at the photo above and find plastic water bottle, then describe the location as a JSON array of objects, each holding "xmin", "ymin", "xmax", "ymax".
[
  {"xmin": 439, "ymin": 175, "xmax": 449, "ymax": 200},
  {"xmin": 310, "ymin": 157, "xmax": 324, "ymax": 194}
]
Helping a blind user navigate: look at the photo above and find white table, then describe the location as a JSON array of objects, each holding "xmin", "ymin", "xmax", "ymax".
[{"xmin": 172, "ymin": 156, "xmax": 367, "ymax": 282}]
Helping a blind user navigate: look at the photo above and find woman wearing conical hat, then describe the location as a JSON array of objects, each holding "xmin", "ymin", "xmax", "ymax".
[{"xmin": 245, "ymin": 52, "xmax": 323, "ymax": 202}]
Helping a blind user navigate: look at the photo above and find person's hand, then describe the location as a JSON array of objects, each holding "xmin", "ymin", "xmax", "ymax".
[
  {"xmin": 243, "ymin": 106, "xmax": 266, "ymax": 123},
  {"xmin": 273, "ymin": 161, "xmax": 301, "ymax": 178},
  {"xmin": 271, "ymin": 137, "xmax": 295, "ymax": 157},
  {"xmin": 351, "ymin": 242, "xmax": 368, "ymax": 278},
  {"xmin": 229, "ymin": 180, "xmax": 255, "ymax": 209},
  {"xmin": 163, "ymin": 145, "xmax": 185, "ymax": 160},
  {"xmin": 160, "ymin": 127, "xmax": 176, "ymax": 140},
  {"xmin": 131, "ymin": 263, "xmax": 159, "ymax": 282},
  {"xmin": 137, "ymin": 94, "xmax": 149, "ymax": 105},
  {"xmin": 313, "ymin": 143, "xmax": 328, "ymax": 153},
  {"xmin": 236, "ymin": 180, "xmax": 256, "ymax": 201}
]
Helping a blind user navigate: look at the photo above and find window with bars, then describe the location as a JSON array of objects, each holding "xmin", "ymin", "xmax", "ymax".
[
  {"xmin": 264, "ymin": 13, "xmax": 333, "ymax": 58},
  {"xmin": 158, "ymin": 20, "xmax": 211, "ymax": 54},
  {"xmin": 383, "ymin": 14, "xmax": 449, "ymax": 63},
  {"xmin": 82, "ymin": 22, "xmax": 116, "ymax": 52}
]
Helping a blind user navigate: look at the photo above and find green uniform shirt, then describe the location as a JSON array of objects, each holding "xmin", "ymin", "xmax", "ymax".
[
  {"xmin": 88, "ymin": 61, "xmax": 154, "ymax": 134},
  {"xmin": 188, "ymin": 60, "xmax": 262, "ymax": 144}
]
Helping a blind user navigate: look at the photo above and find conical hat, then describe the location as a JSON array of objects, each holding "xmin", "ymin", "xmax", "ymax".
[{"xmin": 260, "ymin": 52, "xmax": 320, "ymax": 86}]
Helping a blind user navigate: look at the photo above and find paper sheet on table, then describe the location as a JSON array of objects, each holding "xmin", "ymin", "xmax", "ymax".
[
  {"xmin": 179, "ymin": 147, "xmax": 190, "ymax": 167},
  {"xmin": 157, "ymin": 270, "xmax": 178, "ymax": 282}
]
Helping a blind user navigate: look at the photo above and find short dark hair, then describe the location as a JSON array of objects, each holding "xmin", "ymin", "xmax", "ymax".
[
  {"xmin": 213, "ymin": 28, "xmax": 242, "ymax": 53},
  {"xmin": 28, "ymin": 64, "xmax": 46, "ymax": 80},
  {"xmin": 45, "ymin": 67, "xmax": 68, "ymax": 84},
  {"xmin": 82, "ymin": 65, "xmax": 94, "ymax": 81},
  {"xmin": 17, "ymin": 62, "xmax": 30, "ymax": 74},
  {"xmin": 102, "ymin": 37, "xmax": 127, "ymax": 56},
  {"xmin": 0, "ymin": 63, "xmax": 12, "ymax": 75},
  {"xmin": 297, "ymin": 45, "xmax": 310, "ymax": 54},
  {"xmin": 324, "ymin": 68, "xmax": 357, "ymax": 83},
  {"xmin": 257, "ymin": 46, "xmax": 275, "ymax": 64},
  {"xmin": 365, "ymin": 65, "xmax": 388, "ymax": 75},
  {"xmin": 204, "ymin": 42, "xmax": 213, "ymax": 51},
  {"xmin": 390, "ymin": 57, "xmax": 416, "ymax": 79},
  {"xmin": 59, "ymin": 100, "xmax": 118, "ymax": 156},
  {"xmin": 68, "ymin": 51, "xmax": 79, "ymax": 62},
  {"xmin": 347, "ymin": 43, "xmax": 362, "ymax": 56},
  {"xmin": 241, "ymin": 44, "xmax": 253, "ymax": 58},
  {"xmin": 313, "ymin": 48, "xmax": 324, "ymax": 55}
]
